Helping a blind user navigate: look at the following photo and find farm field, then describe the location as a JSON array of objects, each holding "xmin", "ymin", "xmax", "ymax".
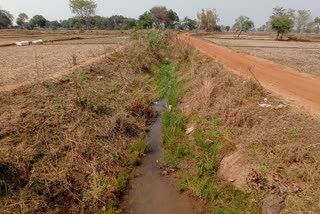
[
  {"xmin": 201, "ymin": 34, "xmax": 320, "ymax": 76},
  {"xmin": 0, "ymin": 30, "xmax": 129, "ymax": 91}
]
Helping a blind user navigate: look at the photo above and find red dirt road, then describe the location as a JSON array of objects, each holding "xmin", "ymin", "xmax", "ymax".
[{"xmin": 179, "ymin": 34, "xmax": 320, "ymax": 115}]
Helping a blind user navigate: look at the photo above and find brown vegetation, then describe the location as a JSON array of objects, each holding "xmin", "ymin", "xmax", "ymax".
[
  {"xmin": 0, "ymin": 36, "xmax": 160, "ymax": 213},
  {"xmin": 167, "ymin": 35, "xmax": 320, "ymax": 212}
]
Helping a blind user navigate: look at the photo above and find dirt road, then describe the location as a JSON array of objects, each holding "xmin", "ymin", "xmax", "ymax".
[{"xmin": 179, "ymin": 34, "xmax": 320, "ymax": 115}]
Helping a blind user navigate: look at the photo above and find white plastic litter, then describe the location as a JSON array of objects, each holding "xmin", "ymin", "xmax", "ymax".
[
  {"xmin": 258, "ymin": 104, "xmax": 272, "ymax": 108},
  {"xmin": 16, "ymin": 41, "xmax": 29, "ymax": 46},
  {"xmin": 186, "ymin": 126, "xmax": 195, "ymax": 135},
  {"xmin": 32, "ymin": 39, "xmax": 44, "ymax": 44},
  {"xmin": 274, "ymin": 104, "xmax": 286, "ymax": 110},
  {"xmin": 258, "ymin": 103, "xmax": 287, "ymax": 109}
]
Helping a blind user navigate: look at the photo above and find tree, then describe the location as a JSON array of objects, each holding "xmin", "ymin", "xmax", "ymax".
[
  {"xmin": 69, "ymin": 0, "xmax": 97, "ymax": 30},
  {"xmin": 106, "ymin": 15, "xmax": 126, "ymax": 30},
  {"xmin": 167, "ymin": 9, "xmax": 179, "ymax": 29},
  {"xmin": 271, "ymin": 15, "xmax": 294, "ymax": 39},
  {"xmin": 232, "ymin": 16, "xmax": 254, "ymax": 37},
  {"xmin": 225, "ymin": 26, "xmax": 230, "ymax": 32},
  {"xmin": 49, "ymin": 20, "xmax": 61, "ymax": 30},
  {"xmin": 88, "ymin": 16, "xmax": 109, "ymax": 29},
  {"xmin": 180, "ymin": 17, "xmax": 197, "ymax": 30},
  {"xmin": 150, "ymin": 6, "xmax": 169, "ymax": 28},
  {"xmin": 137, "ymin": 11, "xmax": 154, "ymax": 29},
  {"xmin": 16, "ymin": 13, "xmax": 29, "ymax": 28},
  {"xmin": 0, "ymin": 9, "xmax": 13, "ymax": 29},
  {"xmin": 122, "ymin": 18, "xmax": 136, "ymax": 30},
  {"xmin": 29, "ymin": 15, "xmax": 47, "ymax": 29},
  {"xmin": 197, "ymin": 8, "xmax": 219, "ymax": 31},
  {"xmin": 314, "ymin": 17, "xmax": 320, "ymax": 33},
  {"xmin": 296, "ymin": 10, "xmax": 312, "ymax": 33}
]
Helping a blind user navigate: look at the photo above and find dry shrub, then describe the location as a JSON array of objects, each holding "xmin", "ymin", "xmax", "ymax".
[{"xmin": 172, "ymin": 37, "xmax": 320, "ymax": 212}]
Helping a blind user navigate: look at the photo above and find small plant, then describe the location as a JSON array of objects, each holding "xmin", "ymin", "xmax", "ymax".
[
  {"xmin": 244, "ymin": 79, "xmax": 265, "ymax": 98},
  {"xmin": 129, "ymin": 134, "xmax": 147, "ymax": 166},
  {"xmin": 147, "ymin": 30, "xmax": 164, "ymax": 51},
  {"xmin": 75, "ymin": 69, "xmax": 90, "ymax": 81},
  {"xmin": 224, "ymin": 78, "xmax": 234, "ymax": 87},
  {"xmin": 72, "ymin": 54, "xmax": 77, "ymax": 66},
  {"xmin": 156, "ymin": 59, "xmax": 173, "ymax": 98},
  {"xmin": 116, "ymin": 169, "xmax": 129, "ymax": 193},
  {"xmin": 288, "ymin": 127, "xmax": 299, "ymax": 140}
]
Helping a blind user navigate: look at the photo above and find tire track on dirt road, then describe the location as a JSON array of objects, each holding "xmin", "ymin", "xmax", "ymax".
[{"xmin": 179, "ymin": 34, "xmax": 320, "ymax": 116}]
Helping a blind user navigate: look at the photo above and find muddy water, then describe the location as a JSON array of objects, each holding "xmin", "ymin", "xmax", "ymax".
[{"xmin": 122, "ymin": 98, "xmax": 208, "ymax": 214}]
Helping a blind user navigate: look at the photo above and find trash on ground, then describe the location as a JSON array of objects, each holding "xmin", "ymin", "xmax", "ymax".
[
  {"xmin": 258, "ymin": 104, "xmax": 272, "ymax": 108},
  {"xmin": 32, "ymin": 39, "xmax": 44, "ymax": 44},
  {"xmin": 258, "ymin": 103, "xmax": 287, "ymax": 110},
  {"xmin": 16, "ymin": 41, "xmax": 29, "ymax": 46},
  {"xmin": 186, "ymin": 126, "xmax": 195, "ymax": 135}
]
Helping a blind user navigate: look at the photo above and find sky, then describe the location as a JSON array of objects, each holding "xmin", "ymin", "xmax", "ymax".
[{"xmin": 0, "ymin": 0, "xmax": 319, "ymax": 27}]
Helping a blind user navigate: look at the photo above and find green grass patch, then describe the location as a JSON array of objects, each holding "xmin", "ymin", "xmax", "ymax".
[
  {"xmin": 156, "ymin": 59, "xmax": 174, "ymax": 98},
  {"xmin": 158, "ymin": 57, "xmax": 263, "ymax": 212},
  {"xmin": 179, "ymin": 170, "xmax": 262, "ymax": 214},
  {"xmin": 116, "ymin": 169, "xmax": 129, "ymax": 193},
  {"xmin": 129, "ymin": 134, "xmax": 147, "ymax": 166}
]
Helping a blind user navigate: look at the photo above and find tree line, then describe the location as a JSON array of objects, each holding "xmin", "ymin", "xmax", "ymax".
[{"xmin": 0, "ymin": 0, "xmax": 319, "ymax": 36}]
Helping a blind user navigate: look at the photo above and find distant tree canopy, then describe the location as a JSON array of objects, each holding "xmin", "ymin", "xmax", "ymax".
[
  {"xmin": 69, "ymin": 0, "xmax": 97, "ymax": 29},
  {"xmin": 0, "ymin": 9, "xmax": 13, "ymax": 29},
  {"xmin": 29, "ymin": 15, "xmax": 47, "ymax": 29},
  {"xmin": 150, "ymin": 6, "xmax": 169, "ymax": 28},
  {"xmin": 167, "ymin": 9, "xmax": 179, "ymax": 29},
  {"xmin": 178, "ymin": 17, "xmax": 197, "ymax": 30},
  {"xmin": 233, "ymin": 16, "xmax": 255, "ymax": 37},
  {"xmin": 270, "ymin": 7, "xmax": 295, "ymax": 39},
  {"xmin": 2, "ymin": 4, "xmax": 319, "ymax": 34},
  {"xmin": 296, "ymin": 10, "xmax": 312, "ymax": 33},
  {"xmin": 137, "ymin": 12, "xmax": 154, "ymax": 29},
  {"xmin": 271, "ymin": 15, "xmax": 294, "ymax": 39},
  {"xmin": 59, "ymin": 15, "xmax": 136, "ymax": 30},
  {"xmin": 151, "ymin": 6, "xmax": 178, "ymax": 28},
  {"xmin": 49, "ymin": 20, "xmax": 62, "ymax": 30},
  {"xmin": 137, "ymin": 6, "xmax": 179, "ymax": 29},
  {"xmin": 197, "ymin": 8, "xmax": 219, "ymax": 31},
  {"xmin": 16, "ymin": 13, "xmax": 29, "ymax": 28},
  {"xmin": 315, "ymin": 17, "xmax": 320, "ymax": 33}
]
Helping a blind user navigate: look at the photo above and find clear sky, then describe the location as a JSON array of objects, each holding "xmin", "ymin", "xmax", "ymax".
[{"xmin": 0, "ymin": 0, "xmax": 319, "ymax": 26}]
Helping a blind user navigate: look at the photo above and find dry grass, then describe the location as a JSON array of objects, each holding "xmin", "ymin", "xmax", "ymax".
[
  {"xmin": 169, "ymin": 36, "xmax": 320, "ymax": 213},
  {"xmin": 0, "ymin": 37, "xmax": 160, "ymax": 213}
]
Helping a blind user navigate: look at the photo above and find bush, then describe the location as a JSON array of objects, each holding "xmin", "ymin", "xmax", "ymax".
[{"xmin": 147, "ymin": 30, "xmax": 164, "ymax": 51}]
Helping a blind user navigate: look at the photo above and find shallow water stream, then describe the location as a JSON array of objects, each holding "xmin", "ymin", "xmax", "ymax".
[{"xmin": 122, "ymin": 98, "xmax": 208, "ymax": 214}]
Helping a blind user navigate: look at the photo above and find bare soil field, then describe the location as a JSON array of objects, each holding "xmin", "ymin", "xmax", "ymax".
[
  {"xmin": 0, "ymin": 29, "xmax": 127, "ymax": 45},
  {"xmin": 202, "ymin": 35, "xmax": 320, "ymax": 76},
  {"xmin": 0, "ymin": 30, "xmax": 129, "ymax": 91}
]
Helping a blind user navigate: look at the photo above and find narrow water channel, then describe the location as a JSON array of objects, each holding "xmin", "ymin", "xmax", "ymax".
[{"xmin": 122, "ymin": 98, "xmax": 208, "ymax": 214}]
